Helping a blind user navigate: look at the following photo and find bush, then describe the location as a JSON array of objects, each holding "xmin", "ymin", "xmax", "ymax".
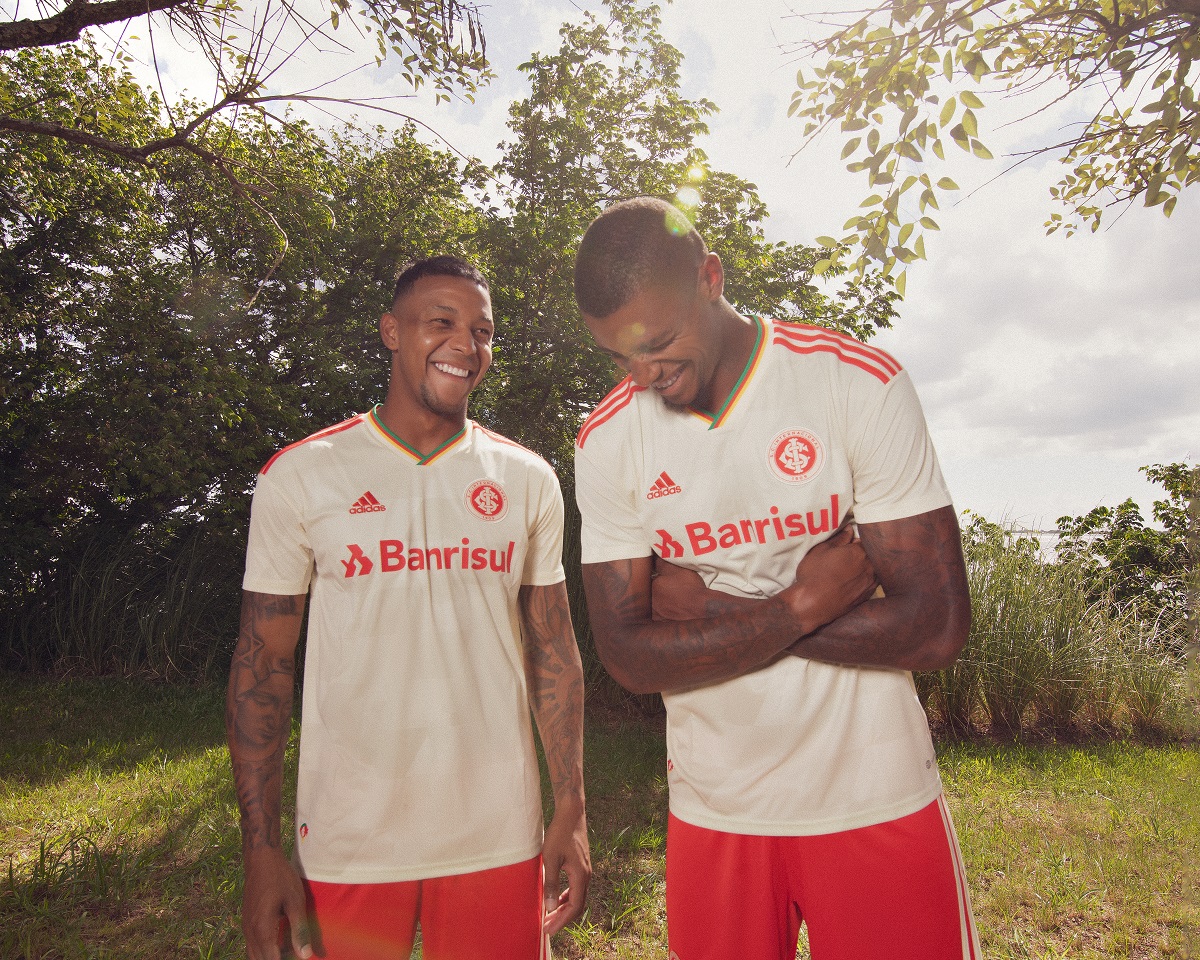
[{"xmin": 920, "ymin": 515, "xmax": 1194, "ymax": 738}]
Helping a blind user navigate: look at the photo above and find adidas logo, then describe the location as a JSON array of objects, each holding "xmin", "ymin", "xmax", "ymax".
[
  {"xmin": 349, "ymin": 491, "xmax": 386, "ymax": 514},
  {"xmin": 646, "ymin": 471, "xmax": 682, "ymax": 500}
]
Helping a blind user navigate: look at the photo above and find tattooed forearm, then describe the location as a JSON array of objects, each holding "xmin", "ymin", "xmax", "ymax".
[
  {"xmin": 226, "ymin": 590, "xmax": 306, "ymax": 852},
  {"xmin": 791, "ymin": 506, "xmax": 971, "ymax": 670},
  {"xmin": 518, "ymin": 582, "xmax": 585, "ymax": 805},
  {"xmin": 581, "ymin": 558, "xmax": 801, "ymax": 695}
]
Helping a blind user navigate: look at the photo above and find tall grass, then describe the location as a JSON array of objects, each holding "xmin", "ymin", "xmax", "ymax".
[
  {"xmin": 4, "ymin": 511, "xmax": 1193, "ymax": 739},
  {"xmin": 1, "ymin": 524, "xmax": 242, "ymax": 681},
  {"xmin": 918, "ymin": 518, "xmax": 1196, "ymax": 738}
]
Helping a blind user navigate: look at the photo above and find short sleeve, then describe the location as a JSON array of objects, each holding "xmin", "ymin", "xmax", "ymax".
[
  {"xmin": 243, "ymin": 466, "xmax": 315, "ymax": 595},
  {"xmin": 575, "ymin": 430, "xmax": 651, "ymax": 564},
  {"xmin": 847, "ymin": 370, "xmax": 953, "ymax": 525},
  {"xmin": 521, "ymin": 464, "xmax": 567, "ymax": 586}
]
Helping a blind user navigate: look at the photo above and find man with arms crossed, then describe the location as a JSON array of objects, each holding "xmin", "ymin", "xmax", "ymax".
[
  {"xmin": 227, "ymin": 256, "xmax": 590, "ymax": 960},
  {"xmin": 573, "ymin": 199, "xmax": 979, "ymax": 960}
]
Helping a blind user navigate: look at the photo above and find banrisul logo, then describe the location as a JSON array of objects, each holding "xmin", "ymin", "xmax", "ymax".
[
  {"xmin": 655, "ymin": 495, "xmax": 840, "ymax": 560},
  {"xmin": 465, "ymin": 479, "xmax": 508, "ymax": 521},
  {"xmin": 342, "ymin": 540, "xmax": 516, "ymax": 578},
  {"xmin": 768, "ymin": 428, "xmax": 825, "ymax": 483}
]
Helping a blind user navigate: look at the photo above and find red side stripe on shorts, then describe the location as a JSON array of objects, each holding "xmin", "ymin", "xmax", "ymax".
[
  {"xmin": 260, "ymin": 415, "xmax": 363, "ymax": 474},
  {"xmin": 772, "ymin": 324, "xmax": 902, "ymax": 385},
  {"xmin": 576, "ymin": 378, "xmax": 644, "ymax": 449},
  {"xmin": 936, "ymin": 795, "xmax": 981, "ymax": 960}
]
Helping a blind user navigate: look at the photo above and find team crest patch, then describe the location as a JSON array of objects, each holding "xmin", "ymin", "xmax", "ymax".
[
  {"xmin": 768, "ymin": 428, "xmax": 825, "ymax": 483},
  {"xmin": 465, "ymin": 478, "xmax": 508, "ymax": 521}
]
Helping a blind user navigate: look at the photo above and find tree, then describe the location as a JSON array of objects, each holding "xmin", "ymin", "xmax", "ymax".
[
  {"xmin": 786, "ymin": 0, "xmax": 1200, "ymax": 292},
  {"xmin": 478, "ymin": 0, "xmax": 898, "ymax": 472},
  {"xmin": 1055, "ymin": 462, "xmax": 1198, "ymax": 641},
  {"xmin": 1, "ymin": 43, "xmax": 487, "ymax": 670},
  {"xmin": 1, "ymin": 0, "xmax": 489, "ymax": 193}
]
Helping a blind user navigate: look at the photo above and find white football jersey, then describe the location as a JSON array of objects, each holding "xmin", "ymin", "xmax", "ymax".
[
  {"xmin": 245, "ymin": 410, "xmax": 564, "ymax": 881},
  {"xmin": 577, "ymin": 318, "xmax": 952, "ymax": 835}
]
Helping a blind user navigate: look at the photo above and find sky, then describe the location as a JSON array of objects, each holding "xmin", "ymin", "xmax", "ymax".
[{"xmin": 100, "ymin": 0, "xmax": 1200, "ymax": 528}]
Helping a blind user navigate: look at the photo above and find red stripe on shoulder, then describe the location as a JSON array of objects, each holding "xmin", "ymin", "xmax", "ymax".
[
  {"xmin": 577, "ymin": 378, "xmax": 643, "ymax": 449},
  {"xmin": 260, "ymin": 415, "xmax": 363, "ymax": 474},
  {"xmin": 772, "ymin": 323, "xmax": 902, "ymax": 383}
]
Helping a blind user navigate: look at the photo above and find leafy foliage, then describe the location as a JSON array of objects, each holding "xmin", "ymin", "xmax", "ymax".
[
  {"xmin": 787, "ymin": 0, "xmax": 1200, "ymax": 290},
  {"xmin": 1055, "ymin": 462, "xmax": 1198, "ymax": 634},
  {"xmin": 2, "ymin": 2, "xmax": 896, "ymax": 677},
  {"xmin": 0, "ymin": 0, "xmax": 489, "ymax": 192},
  {"xmin": 1, "ymin": 43, "xmax": 486, "ymax": 669},
  {"xmin": 479, "ymin": 0, "xmax": 898, "ymax": 473}
]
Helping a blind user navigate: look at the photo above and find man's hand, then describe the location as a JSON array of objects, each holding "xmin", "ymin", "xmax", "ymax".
[
  {"xmin": 650, "ymin": 554, "xmax": 714, "ymax": 621},
  {"xmin": 779, "ymin": 526, "xmax": 879, "ymax": 634},
  {"xmin": 652, "ymin": 526, "xmax": 878, "ymax": 635},
  {"xmin": 242, "ymin": 845, "xmax": 312, "ymax": 960},
  {"xmin": 541, "ymin": 800, "xmax": 591, "ymax": 935}
]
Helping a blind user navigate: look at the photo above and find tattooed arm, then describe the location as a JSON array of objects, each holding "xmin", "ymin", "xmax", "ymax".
[
  {"xmin": 581, "ymin": 526, "xmax": 877, "ymax": 695},
  {"xmin": 793, "ymin": 506, "xmax": 970, "ymax": 669},
  {"xmin": 518, "ymin": 581, "xmax": 591, "ymax": 935},
  {"xmin": 226, "ymin": 590, "xmax": 311, "ymax": 960},
  {"xmin": 651, "ymin": 507, "xmax": 970, "ymax": 672}
]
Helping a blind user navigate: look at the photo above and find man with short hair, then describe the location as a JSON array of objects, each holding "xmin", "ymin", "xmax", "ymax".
[
  {"xmin": 573, "ymin": 198, "xmax": 979, "ymax": 960},
  {"xmin": 228, "ymin": 255, "xmax": 590, "ymax": 960}
]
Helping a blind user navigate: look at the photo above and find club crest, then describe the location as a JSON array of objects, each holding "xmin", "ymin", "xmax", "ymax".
[
  {"xmin": 767, "ymin": 428, "xmax": 825, "ymax": 483},
  {"xmin": 465, "ymin": 478, "xmax": 508, "ymax": 521}
]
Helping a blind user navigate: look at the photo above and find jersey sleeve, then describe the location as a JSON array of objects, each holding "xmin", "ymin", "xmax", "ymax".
[
  {"xmin": 521, "ymin": 463, "xmax": 567, "ymax": 586},
  {"xmin": 243, "ymin": 463, "xmax": 315, "ymax": 595},
  {"xmin": 575, "ymin": 427, "xmax": 651, "ymax": 564},
  {"xmin": 847, "ymin": 369, "xmax": 953, "ymax": 525}
]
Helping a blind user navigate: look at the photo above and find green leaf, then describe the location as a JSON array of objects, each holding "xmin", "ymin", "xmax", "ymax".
[
  {"xmin": 936, "ymin": 177, "xmax": 959, "ymax": 190},
  {"xmin": 960, "ymin": 90, "xmax": 984, "ymax": 108},
  {"xmin": 815, "ymin": 236, "xmax": 839, "ymax": 248},
  {"xmin": 841, "ymin": 137, "xmax": 862, "ymax": 159},
  {"xmin": 940, "ymin": 97, "xmax": 957, "ymax": 127},
  {"xmin": 970, "ymin": 139, "xmax": 994, "ymax": 160}
]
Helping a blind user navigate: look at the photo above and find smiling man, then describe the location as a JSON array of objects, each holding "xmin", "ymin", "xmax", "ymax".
[
  {"xmin": 573, "ymin": 199, "xmax": 979, "ymax": 960},
  {"xmin": 227, "ymin": 256, "xmax": 590, "ymax": 960}
]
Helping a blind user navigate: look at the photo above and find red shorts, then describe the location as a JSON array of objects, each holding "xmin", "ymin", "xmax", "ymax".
[
  {"xmin": 299, "ymin": 856, "xmax": 547, "ymax": 960},
  {"xmin": 666, "ymin": 796, "xmax": 980, "ymax": 960}
]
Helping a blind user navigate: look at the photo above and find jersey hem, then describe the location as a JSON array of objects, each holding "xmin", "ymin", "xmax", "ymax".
[
  {"xmin": 294, "ymin": 840, "xmax": 543, "ymax": 885},
  {"xmin": 241, "ymin": 575, "xmax": 311, "ymax": 595},
  {"xmin": 667, "ymin": 781, "xmax": 943, "ymax": 838},
  {"xmin": 852, "ymin": 493, "xmax": 954, "ymax": 526},
  {"xmin": 522, "ymin": 571, "xmax": 567, "ymax": 587}
]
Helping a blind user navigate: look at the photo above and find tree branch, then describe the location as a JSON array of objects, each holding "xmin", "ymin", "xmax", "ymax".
[{"xmin": 0, "ymin": 0, "xmax": 185, "ymax": 51}]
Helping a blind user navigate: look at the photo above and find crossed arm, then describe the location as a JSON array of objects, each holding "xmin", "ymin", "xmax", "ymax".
[
  {"xmin": 226, "ymin": 590, "xmax": 311, "ymax": 960},
  {"xmin": 582, "ymin": 505, "xmax": 970, "ymax": 695},
  {"xmin": 518, "ymin": 581, "xmax": 591, "ymax": 935}
]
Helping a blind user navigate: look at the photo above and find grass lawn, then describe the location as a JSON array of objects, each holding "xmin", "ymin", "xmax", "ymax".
[{"xmin": 2, "ymin": 676, "xmax": 1197, "ymax": 959}]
